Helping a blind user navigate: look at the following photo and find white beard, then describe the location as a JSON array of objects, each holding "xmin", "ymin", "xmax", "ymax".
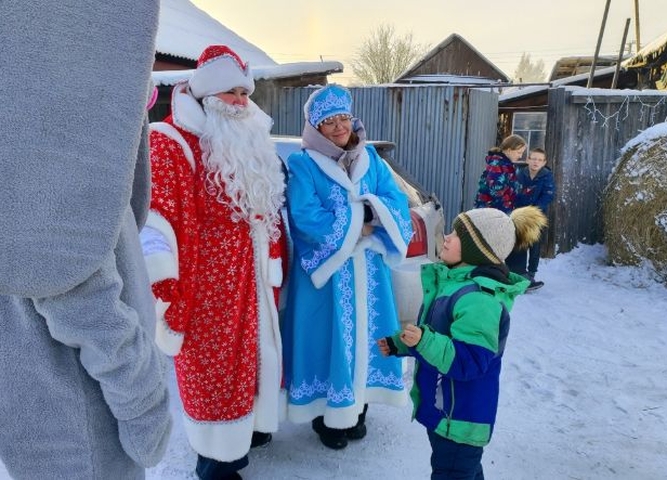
[{"xmin": 200, "ymin": 97, "xmax": 285, "ymax": 241}]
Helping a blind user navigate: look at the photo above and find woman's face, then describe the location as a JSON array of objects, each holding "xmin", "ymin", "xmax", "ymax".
[
  {"xmin": 318, "ymin": 114, "xmax": 352, "ymax": 147},
  {"xmin": 439, "ymin": 230, "xmax": 462, "ymax": 266},
  {"xmin": 214, "ymin": 87, "xmax": 249, "ymax": 107},
  {"xmin": 504, "ymin": 145, "xmax": 527, "ymax": 163}
]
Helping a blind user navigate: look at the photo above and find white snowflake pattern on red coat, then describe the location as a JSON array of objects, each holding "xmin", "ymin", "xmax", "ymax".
[{"xmin": 147, "ymin": 117, "xmax": 285, "ymax": 461}]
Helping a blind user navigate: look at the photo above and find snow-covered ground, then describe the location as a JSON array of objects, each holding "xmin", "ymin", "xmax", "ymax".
[{"xmin": 2, "ymin": 244, "xmax": 666, "ymax": 479}]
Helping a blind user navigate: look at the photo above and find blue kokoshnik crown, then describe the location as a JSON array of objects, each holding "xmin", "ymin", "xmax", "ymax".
[{"xmin": 304, "ymin": 84, "xmax": 353, "ymax": 127}]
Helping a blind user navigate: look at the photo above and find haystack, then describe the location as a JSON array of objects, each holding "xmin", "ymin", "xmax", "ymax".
[{"xmin": 603, "ymin": 123, "xmax": 667, "ymax": 282}]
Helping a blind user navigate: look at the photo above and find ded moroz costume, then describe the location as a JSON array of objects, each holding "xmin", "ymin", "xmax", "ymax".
[{"xmin": 141, "ymin": 45, "xmax": 287, "ymax": 478}]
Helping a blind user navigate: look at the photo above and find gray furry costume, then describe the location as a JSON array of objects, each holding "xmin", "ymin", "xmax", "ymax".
[{"xmin": 0, "ymin": 1, "xmax": 172, "ymax": 479}]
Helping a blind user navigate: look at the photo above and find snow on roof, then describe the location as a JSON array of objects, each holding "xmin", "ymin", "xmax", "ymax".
[
  {"xmin": 156, "ymin": 0, "xmax": 276, "ymax": 67},
  {"xmin": 622, "ymin": 31, "xmax": 667, "ymax": 68},
  {"xmin": 498, "ymin": 84, "xmax": 548, "ymax": 102},
  {"xmin": 564, "ymin": 86, "xmax": 667, "ymax": 97},
  {"xmin": 152, "ymin": 61, "xmax": 344, "ymax": 87},
  {"xmin": 397, "ymin": 74, "xmax": 504, "ymax": 86},
  {"xmin": 498, "ymin": 66, "xmax": 617, "ymax": 102}
]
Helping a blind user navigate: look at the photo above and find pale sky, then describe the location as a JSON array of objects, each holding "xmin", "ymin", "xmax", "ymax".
[{"xmin": 191, "ymin": 0, "xmax": 666, "ymax": 83}]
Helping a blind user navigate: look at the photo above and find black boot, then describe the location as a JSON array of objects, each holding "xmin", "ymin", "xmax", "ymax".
[
  {"xmin": 311, "ymin": 416, "xmax": 348, "ymax": 449},
  {"xmin": 345, "ymin": 404, "xmax": 368, "ymax": 440},
  {"xmin": 221, "ymin": 474, "xmax": 242, "ymax": 480},
  {"xmin": 524, "ymin": 273, "xmax": 544, "ymax": 292},
  {"xmin": 195, "ymin": 454, "xmax": 247, "ymax": 480},
  {"xmin": 250, "ymin": 431, "xmax": 272, "ymax": 448}
]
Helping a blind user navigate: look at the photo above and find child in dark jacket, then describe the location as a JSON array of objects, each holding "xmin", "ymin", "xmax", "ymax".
[
  {"xmin": 474, "ymin": 134, "xmax": 527, "ymax": 213},
  {"xmin": 378, "ymin": 206, "xmax": 547, "ymax": 480},
  {"xmin": 516, "ymin": 147, "xmax": 556, "ymax": 282}
]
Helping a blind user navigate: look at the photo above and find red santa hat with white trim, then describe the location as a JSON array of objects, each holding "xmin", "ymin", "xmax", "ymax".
[{"xmin": 188, "ymin": 45, "xmax": 255, "ymax": 99}]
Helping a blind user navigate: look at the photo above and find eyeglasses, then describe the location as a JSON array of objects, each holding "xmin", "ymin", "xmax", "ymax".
[{"xmin": 320, "ymin": 115, "xmax": 352, "ymax": 128}]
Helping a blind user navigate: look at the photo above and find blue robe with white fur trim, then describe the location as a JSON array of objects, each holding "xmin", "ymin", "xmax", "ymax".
[{"xmin": 283, "ymin": 145, "xmax": 413, "ymax": 428}]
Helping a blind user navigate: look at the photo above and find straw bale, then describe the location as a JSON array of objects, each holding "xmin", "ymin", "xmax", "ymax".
[{"xmin": 603, "ymin": 132, "xmax": 667, "ymax": 281}]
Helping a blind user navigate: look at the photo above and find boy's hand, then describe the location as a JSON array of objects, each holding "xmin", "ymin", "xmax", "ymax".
[
  {"xmin": 400, "ymin": 324, "xmax": 422, "ymax": 347},
  {"xmin": 377, "ymin": 337, "xmax": 391, "ymax": 356}
]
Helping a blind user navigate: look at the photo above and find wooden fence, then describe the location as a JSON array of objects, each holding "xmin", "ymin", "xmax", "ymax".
[
  {"xmin": 544, "ymin": 86, "xmax": 667, "ymax": 255},
  {"xmin": 271, "ymin": 85, "xmax": 499, "ymax": 232}
]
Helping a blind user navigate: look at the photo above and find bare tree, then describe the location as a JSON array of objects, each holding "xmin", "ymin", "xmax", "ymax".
[
  {"xmin": 350, "ymin": 24, "xmax": 429, "ymax": 85},
  {"xmin": 513, "ymin": 53, "xmax": 547, "ymax": 83}
]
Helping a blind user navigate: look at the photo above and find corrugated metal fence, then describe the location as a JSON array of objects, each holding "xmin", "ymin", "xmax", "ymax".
[
  {"xmin": 546, "ymin": 86, "xmax": 667, "ymax": 254},
  {"xmin": 268, "ymin": 85, "xmax": 499, "ymax": 231}
]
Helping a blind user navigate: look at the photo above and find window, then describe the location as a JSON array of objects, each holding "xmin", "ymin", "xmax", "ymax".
[{"xmin": 512, "ymin": 112, "xmax": 547, "ymax": 160}]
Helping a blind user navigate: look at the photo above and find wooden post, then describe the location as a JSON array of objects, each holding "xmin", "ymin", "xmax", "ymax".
[
  {"xmin": 612, "ymin": 18, "xmax": 631, "ymax": 89},
  {"xmin": 587, "ymin": 0, "xmax": 612, "ymax": 88},
  {"xmin": 634, "ymin": 0, "xmax": 641, "ymax": 51}
]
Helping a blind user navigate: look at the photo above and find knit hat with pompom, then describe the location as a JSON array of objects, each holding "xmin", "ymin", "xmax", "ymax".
[{"xmin": 453, "ymin": 206, "xmax": 547, "ymax": 265}]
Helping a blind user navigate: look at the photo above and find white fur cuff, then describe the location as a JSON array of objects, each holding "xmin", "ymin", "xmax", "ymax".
[
  {"xmin": 154, "ymin": 300, "xmax": 184, "ymax": 356},
  {"xmin": 268, "ymin": 257, "xmax": 283, "ymax": 287}
]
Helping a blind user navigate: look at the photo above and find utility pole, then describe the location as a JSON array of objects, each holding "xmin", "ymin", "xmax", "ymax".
[
  {"xmin": 634, "ymin": 0, "xmax": 641, "ymax": 51},
  {"xmin": 612, "ymin": 18, "xmax": 631, "ymax": 89},
  {"xmin": 588, "ymin": 0, "xmax": 612, "ymax": 88}
]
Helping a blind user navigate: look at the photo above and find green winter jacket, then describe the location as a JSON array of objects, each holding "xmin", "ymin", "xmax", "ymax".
[{"xmin": 391, "ymin": 263, "xmax": 528, "ymax": 446}]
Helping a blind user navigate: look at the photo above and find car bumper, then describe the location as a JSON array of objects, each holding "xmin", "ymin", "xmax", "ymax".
[{"xmin": 390, "ymin": 256, "xmax": 432, "ymax": 327}]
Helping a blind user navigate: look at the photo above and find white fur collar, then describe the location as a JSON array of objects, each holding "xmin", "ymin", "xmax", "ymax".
[
  {"xmin": 304, "ymin": 147, "xmax": 370, "ymax": 191},
  {"xmin": 170, "ymin": 82, "xmax": 207, "ymax": 136}
]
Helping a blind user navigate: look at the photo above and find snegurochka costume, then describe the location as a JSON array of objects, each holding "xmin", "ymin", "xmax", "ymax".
[{"xmin": 282, "ymin": 85, "xmax": 414, "ymax": 429}]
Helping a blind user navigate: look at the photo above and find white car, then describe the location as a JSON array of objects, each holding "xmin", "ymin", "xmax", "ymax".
[{"xmin": 274, "ymin": 136, "xmax": 445, "ymax": 325}]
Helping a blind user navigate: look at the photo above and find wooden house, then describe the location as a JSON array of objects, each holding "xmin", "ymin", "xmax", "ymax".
[
  {"xmin": 395, "ymin": 33, "xmax": 509, "ymax": 83},
  {"xmin": 498, "ymin": 31, "xmax": 667, "ymax": 142},
  {"xmin": 151, "ymin": 0, "xmax": 343, "ymax": 120},
  {"xmin": 496, "ymin": 66, "xmax": 640, "ymax": 145}
]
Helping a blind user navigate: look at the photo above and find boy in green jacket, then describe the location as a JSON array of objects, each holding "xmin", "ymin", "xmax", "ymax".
[{"xmin": 379, "ymin": 206, "xmax": 546, "ymax": 479}]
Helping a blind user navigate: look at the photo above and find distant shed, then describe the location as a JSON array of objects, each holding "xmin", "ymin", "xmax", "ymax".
[
  {"xmin": 498, "ymin": 31, "xmax": 667, "ymax": 141},
  {"xmin": 496, "ymin": 66, "xmax": 640, "ymax": 147},
  {"xmin": 396, "ymin": 33, "xmax": 509, "ymax": 83},
  {"xmin": 549, "ymin": 55, "xmax": 620, "ymax": 81}
]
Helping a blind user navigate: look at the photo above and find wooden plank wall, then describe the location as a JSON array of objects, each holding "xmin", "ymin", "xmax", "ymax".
[{"xmin": 545, "ymin": 87, "xmax": 667, "ymax": 255}]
